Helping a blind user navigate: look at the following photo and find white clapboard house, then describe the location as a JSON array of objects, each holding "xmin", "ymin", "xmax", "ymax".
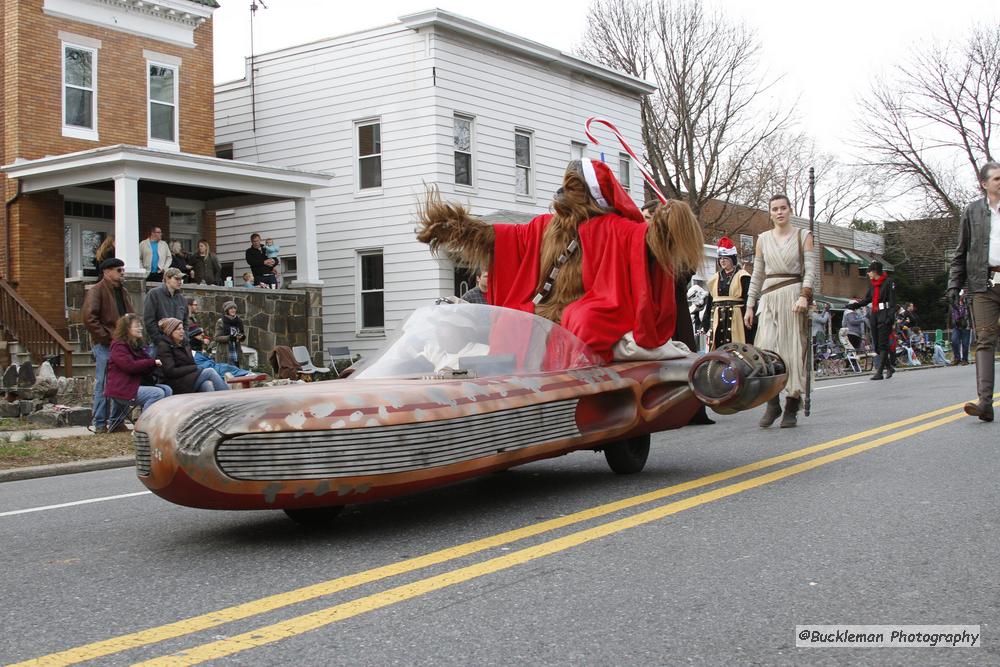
[{"xmin": 214, "ymin": 9, "xmax": 654, "ymax": 356}]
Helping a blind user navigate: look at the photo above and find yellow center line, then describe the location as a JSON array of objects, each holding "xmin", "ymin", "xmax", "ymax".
[
  {"xmin": 136, "ymin": 409, "xmax": 969, "ymax": 666},
  {"xmin": 11, "ymin": 398, "xmax": 986, "ymax": 667}
]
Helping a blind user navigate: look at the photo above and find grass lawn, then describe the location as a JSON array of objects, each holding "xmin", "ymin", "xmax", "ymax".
[{"xmin": 0, "ymin": 432, "xmax": 133, "ymax": 469}]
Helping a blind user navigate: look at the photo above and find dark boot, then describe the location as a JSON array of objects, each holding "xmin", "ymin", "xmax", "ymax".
[
  {"xmin": 759, "ymin": 396, "xmax": 782, "ymax": 427},
  {"xmin": 870, "ymin": 352, "xmax": 886, "ymax": 380},
  {"xmin": 885, "ymin": 352, "xmax": 895, "ymax": 378},
  {"xmin": 964, "ymin": 349, "xmax": 995, "ymax": 422},
  {"xmin": 780, "ymin": 396, "xmax": 800, "ymax": 428}
]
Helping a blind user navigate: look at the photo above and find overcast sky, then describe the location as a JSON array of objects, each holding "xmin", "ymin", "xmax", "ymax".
[{"xmin": 212, "ymin": 0, "xmax": 1000, "ymax": 158}]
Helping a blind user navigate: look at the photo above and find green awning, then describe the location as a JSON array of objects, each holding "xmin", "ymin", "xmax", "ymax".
[
  {"xmin": 816, "ymin": 294, "xmax": 855, "ymax": 310},
  {"xmin": 823, "ymin": 246, "xmax": 849, "ymax": 262},
  {"xmin": 841, "ymin": 248, "xmax": 865, "ymax": 264},
  {"xmin": 857, "ymin": 252, "xmax": 894, "ymax": 272}
]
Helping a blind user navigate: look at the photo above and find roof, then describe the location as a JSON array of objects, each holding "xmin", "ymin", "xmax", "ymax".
[
  {"xmin": 398, "ymin": 9, "xmax": 656, "ymax": 96},
  {"xmin": 188, "ymin": 0, "xmax": 220, "ymax": 7}
]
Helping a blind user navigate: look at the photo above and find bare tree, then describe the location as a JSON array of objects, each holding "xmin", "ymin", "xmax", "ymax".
[
  {"xmin": 579, "ymin": 0, "xmax": 794, "ymax": 232},
  {"xmin": 857, "ymin": 26, "xmax": 998, "ymax": 219},
  {"xmin": 735, "ymin": 131, "xmax": 885, "ymax": 224}
]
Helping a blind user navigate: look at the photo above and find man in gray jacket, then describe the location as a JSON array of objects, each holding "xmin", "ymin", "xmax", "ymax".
[
  {"xmin": 948, "ymin": 161, "xmax": 1000, "ymax": 421},
  {"xmin": 143, "ymin": 267, "xmax": 189, "ymax": 347}
]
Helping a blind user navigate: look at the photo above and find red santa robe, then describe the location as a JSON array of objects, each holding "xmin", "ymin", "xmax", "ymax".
[{"xmin": 488, "ymin": 213, "xmax": 677, "ymax": 362}]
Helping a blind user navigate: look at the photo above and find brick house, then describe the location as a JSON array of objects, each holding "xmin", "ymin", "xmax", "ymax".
[{"xmin": 1, "ymin": 0, "xmax": 332, "ymax": 368}]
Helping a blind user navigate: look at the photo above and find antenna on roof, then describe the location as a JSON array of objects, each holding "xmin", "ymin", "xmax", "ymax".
[{"xmin": 249, "ymin": 0, "xmax": 268, "ymax": 133}]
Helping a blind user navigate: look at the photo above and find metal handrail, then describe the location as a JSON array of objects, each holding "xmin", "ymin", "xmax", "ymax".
[{"xmin": 0, "ymin": 278, "xmax": 74, "ymax": 376}]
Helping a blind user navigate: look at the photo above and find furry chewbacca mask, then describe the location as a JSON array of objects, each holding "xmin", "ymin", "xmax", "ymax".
[{"xmin": 415, "ymin": 159, "xmax": 704, "ymax": 326}]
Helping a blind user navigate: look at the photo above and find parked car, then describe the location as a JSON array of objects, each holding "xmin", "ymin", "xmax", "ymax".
[{"xmin": 134, "ymin": 304, "xmax": 786, "ymax": 524}]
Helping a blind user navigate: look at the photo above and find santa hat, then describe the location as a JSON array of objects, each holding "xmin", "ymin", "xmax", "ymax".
[
  {"xmin": 579, "ymin": 158, "xmax": 643, "ymax": 223},
  {"xmin": 717, "ymin": 236, "xmax": 738, "ymax": 258}
]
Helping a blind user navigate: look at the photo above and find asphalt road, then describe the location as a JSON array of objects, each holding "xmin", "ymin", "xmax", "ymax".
[{"xmin": 2, "ymin": 364, "xmax": 998, "ymax": 666}]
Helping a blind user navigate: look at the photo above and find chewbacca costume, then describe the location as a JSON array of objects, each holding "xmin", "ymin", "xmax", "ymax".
[{"xmin": 417, "ymin": 159, "xmax": 704, "ymax": 363}]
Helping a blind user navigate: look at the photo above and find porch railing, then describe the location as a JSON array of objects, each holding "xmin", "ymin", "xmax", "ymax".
[{"xmin": 0, "ymin": 278, "xmax": 74, "ymax": 376}]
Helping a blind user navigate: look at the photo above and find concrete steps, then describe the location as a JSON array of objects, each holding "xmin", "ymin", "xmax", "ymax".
[{"xmin": 5, "ymin": 340, "xmax": 96, "ymax": 378}]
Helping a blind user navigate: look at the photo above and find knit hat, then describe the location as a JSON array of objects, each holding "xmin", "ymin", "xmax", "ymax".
[
  {"xmin": 222, "ymin": 301, "xmax": 237, "ymax": 313},
  {"xmin": 158, "ymin": 317, "xmax": 184, "ymax": 337},
  {"xmin": 577, "ymin": 158, "xmax": 643, "ymax": 223}
]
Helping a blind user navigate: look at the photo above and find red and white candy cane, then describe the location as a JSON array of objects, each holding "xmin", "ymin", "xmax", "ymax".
[{"xmin": 585, "ymin": 116, "xmax": 667, "ymax": 204}]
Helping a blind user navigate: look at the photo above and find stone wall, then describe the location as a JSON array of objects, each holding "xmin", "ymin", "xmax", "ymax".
[{"xmin": 66, "ymin": 278, "xmax": 324, "ymax": 371}]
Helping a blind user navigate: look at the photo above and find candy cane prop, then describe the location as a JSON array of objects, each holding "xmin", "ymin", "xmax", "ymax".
[{"xmin": 584, "ymin": 116, "xmax": 667, "ymax": 204}]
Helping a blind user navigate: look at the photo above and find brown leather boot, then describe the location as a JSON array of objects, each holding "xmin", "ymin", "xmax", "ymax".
[
  {"xmin": 964, "ymin": 349, "xmax": 995, "ymax": 422},
  {"xmin": 759, "ymin": 396, "xmax": 782, "ymax": 427},
  {"xmin": 780, "ymin": 396, "xmax": 800, "ymax": 428}
]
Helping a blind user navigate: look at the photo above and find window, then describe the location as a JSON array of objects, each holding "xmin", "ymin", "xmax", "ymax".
[
  {"xmin": 215, "ymin": 143, "xmax": 234, "ymax": 160},
  {"xmin": 841, "ymin": 263, "xmax": 851, "ymax": 277},
  {"xmin": 454, "ymin": 115, "xmax": 473, "ymax": 186},
  {"xmin": 571, "ymin": 141, "xmax": 586, "ymax": 160},
  {"xmin": 515, "ymin": 130, "xmax": 532, "ymax": 196},
  {"xmin": 824, "ymin": 261, "xmax": 834, "ymax": 275},
  {"xmin": 148, "ymin": 62, "xmax": 178, "ymax": 147},
  {"xmin": 281, "ymin": 256, "xmax": 297, "ymax": 284},
  {"xmin": 357, "ymin": 121, "xmax": 382, "ymax": 190},
  {"xmin": 739, "ymin": 234, "xmax": 754, "ymax": 259},
  {"xmin": 168, "ymin": 210, "xmax": 201, "ymax": 254},
  {"xmin": 619, "ymin": 152, "xmax": 631, "ymax": 191},
  {"xmin": 359, "ymin": 250, "xmax": 384, "ymax": 329},
  {"xmin": 63, "ymin": 44, "xmax": 97, "ymax": 140}
]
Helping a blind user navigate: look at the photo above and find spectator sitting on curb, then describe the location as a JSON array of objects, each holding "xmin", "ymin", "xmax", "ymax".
[
  {"xmin": 155, "ymin": 318, "xmax": 229, "ymax": 394},
  {"xmin": 189, "ymin": 327, "xmax": 266, "ymax": 381},
  {"xmin": 105, "ymin": 314, "xmax": 172, "ymax": 433}
]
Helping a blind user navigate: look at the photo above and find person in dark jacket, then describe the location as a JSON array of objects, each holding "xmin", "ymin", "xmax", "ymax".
[
  {"xmin": 155, "ymin": 318, "xmax": 229, "ymax": 394},
  {"xmin": 168, "ymin": 241, "xmax": 193, "ymax": 281},
  {"xmin": 948, "ymin": 161, "xmax": 1000, "ymax": 421},
  {"xmin": 81, "ymin": 257, "xmax": 134, "ymax": 432},
  {"xmin": 105, "ymin": 314, "xmax": 172, "ymax": 433},
  {"xmin": 213, "ymin": 300, "xmax": 248, "ymax": 368},
  {"xmin": 245, "ymin": 233, "xmax": 277, "ymax": 287},
  {"xmin": 191, "ymin": 239, "xmax": 223, "ymax": 285},
  {"xmin": 949, "ymin": 291, "xmax": 971, "ymax": 365},
  {"xmin": 846, "ymin": 260, "xmax": 896, "ymax": 381},
  {"xmin": 144, "ymin": 267, "xmax": 189, "ymax": 347}
]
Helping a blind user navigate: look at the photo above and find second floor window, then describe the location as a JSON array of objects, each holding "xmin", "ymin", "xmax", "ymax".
[
  {"xmin": 148, "ymin": 63, "xmax": 178, "ymax": 145},
  {"xmin": 64, "ymin": 45, "xmax": 96, "ymax": 134},
  {"xmin": 571, "ymin": 141, "xmax": 586, "ymax": 160},
  {"xmin": 358, "ymin": 121, "xmax": 382, "ymax": 190},
  {"xmin": 454, "ymin": 115, "xmax": 473, "ymax": 186},
  {"xmin": 515, "ymin": 130, "xmax": 532, "ymax": 196},
  {"xmin": 359, "ymin": 250, "xmax": 384, "ymax": 329},
  {"xmin": 619, "ymin": 152, "xmax": 631, "ymax": 191}
]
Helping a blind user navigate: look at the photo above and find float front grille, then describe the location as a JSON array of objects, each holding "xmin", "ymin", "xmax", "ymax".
[
  {"xmin": 215, "ymin": 399, "xmax": 580, "ymax": 481},
  {"xmin": 133, "ymin": 431, "xmax": 151, "ymax": 476}
]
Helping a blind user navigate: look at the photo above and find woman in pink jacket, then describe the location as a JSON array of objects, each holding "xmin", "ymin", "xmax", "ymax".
[{"xmin": 104, "ymin": 314, "xmax": 172, "ymax": 433}]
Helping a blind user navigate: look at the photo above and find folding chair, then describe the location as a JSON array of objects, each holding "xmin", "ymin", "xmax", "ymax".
[
  {"xmin": 292, "ymin": 346, "xmax": 330, "ymax": 375},
  {"xmin": 327, "ymin": 345, "xmax": 353, "ymax": 378},
  {"xmin": 837, "ymin": 328, "xmax": 862, "ymax": 373}
]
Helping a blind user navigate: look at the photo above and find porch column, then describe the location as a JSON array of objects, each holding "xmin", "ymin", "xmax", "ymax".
[
  {"xmin": 293, "ymin": 196, "xmax": 322, "ymax": 285},
  {"xmin": 113, "ymin": 175, "xmax": 142, "ymax": 274}
]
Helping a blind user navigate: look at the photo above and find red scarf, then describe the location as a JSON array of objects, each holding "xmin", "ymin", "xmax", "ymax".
[{"xmin": 871, "ymin": 273, "xmax": 887, "ymax": 311}]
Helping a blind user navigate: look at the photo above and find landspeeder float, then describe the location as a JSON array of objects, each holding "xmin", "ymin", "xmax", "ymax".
[{"xmin": 134, "ymin": 304, "xmax": 786, "ymax": 523}]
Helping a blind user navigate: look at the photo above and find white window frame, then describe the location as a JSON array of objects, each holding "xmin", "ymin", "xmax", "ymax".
[
  {"xmin": 355, "ymin": 118, "xmax": 383, "ymax": 195},
  {"xmin": 356, "ymin": 248, "xmax": 385, "ymax": 335},
  {"xmin": 515, "ymin": 129, "xmax": 534, "ymax": 199},
  {"xmin": 571, "ymin": 141, "xmax": 586, "ymax": 160},
  {"xmin": 62, "ymin": 41, "xmax": 98, "ymax": 141},
  {"xmin": 453, "ymin": 113, "xmax": 475, "ymax": 189},
  {"xmin": 147, "ymin": 59, "xmax": 180, "ymax": 151},
  {"xmin": 618, "ymin": 152, "xmax": 631, "ymax": 192}
]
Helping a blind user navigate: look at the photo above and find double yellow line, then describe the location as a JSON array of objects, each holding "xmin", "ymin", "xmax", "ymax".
[{"xmin": 16, "ymin": 398, "xmax": 987, "ymax": 666}]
